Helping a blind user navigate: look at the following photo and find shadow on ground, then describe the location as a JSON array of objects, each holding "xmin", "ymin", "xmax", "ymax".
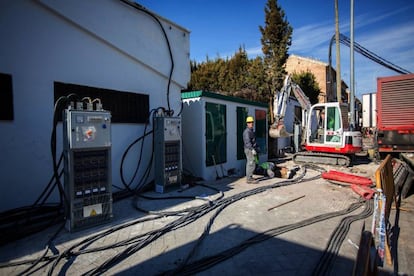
[{"xmin": 116, "ymin": 224, "xmax": 356, "ymax": 275}]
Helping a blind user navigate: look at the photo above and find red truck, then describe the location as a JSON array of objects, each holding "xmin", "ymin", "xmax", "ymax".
[{"xmin": 376, "ymin": 73, "xmax": 414, "ymax": 155}]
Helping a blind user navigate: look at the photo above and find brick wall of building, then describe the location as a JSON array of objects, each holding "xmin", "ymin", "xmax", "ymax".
[
  {"xmin": 286, "ymin": 55, "xmax": 328, "ymax": 103},
  {"xmin": 286, "ymin": 54, "xmax": 348, "ymax": 103}
]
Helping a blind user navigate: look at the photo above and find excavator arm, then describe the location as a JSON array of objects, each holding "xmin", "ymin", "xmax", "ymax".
[{"xmin": 269, "ymin": 75, "xmax": 311, "ymax": 138}]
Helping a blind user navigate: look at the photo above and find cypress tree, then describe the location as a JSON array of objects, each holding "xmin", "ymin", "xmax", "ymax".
[{"xmin": 259, "ymin": 0, "xmax": 292, "ymax": 114}]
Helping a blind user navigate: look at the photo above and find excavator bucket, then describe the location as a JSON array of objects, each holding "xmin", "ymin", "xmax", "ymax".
[{"xmin": 269, "ymin": 124, "xmax": 293, "ymax": 138}]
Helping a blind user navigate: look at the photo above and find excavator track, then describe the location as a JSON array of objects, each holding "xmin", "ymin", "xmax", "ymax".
[{"xmin": 293, "ymin": 151, "xmax": 351, "ymax": 167}]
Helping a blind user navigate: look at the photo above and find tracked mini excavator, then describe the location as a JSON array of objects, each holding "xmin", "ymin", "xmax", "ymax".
[{"xmin": 269, "ymin": 75, "xmax": 362, "ymax": 166}]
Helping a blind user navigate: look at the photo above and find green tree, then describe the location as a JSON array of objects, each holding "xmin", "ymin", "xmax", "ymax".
[
  {"xmin": 259, "ymin": 0, "xmax": 292, "ymax": 117},
  {"xmin": 188, "ymin": 48, "xmax": 254, "ymax": 98},
  {"xmin": 245, "ymin": 56, "xmax": 267, "ymax": 102},
  {"xmin": 227, "ymin": 46, "xmax": 249, "ymax": 94},
  {"xmin": 188, "ymin": 0, "xmax": 293, "ymax": 105},
  {"xmin": 188, "ymin": 58, "xmax": 224, "ymax": 92},
  {"xmin": 291, "ymin": 71, "xmax": 321, "ymax": 105}
]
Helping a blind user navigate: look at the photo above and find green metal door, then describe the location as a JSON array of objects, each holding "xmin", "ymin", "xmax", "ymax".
[
  {"xmin": 237, "ymin": 107, "xmax": 248, "ymax": 160},
  {"xmin": 255, "ymin": 109, "xmax": 267, "ymax": 154},
  {"xmin": 205, "ymin": 102, "xmax": 227, "ymax": 166}
]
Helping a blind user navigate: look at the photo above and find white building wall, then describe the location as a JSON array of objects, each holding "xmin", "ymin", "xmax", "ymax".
[{"xmin": 0, "ymin": 1, "xmax": 190, "ymax": 211}]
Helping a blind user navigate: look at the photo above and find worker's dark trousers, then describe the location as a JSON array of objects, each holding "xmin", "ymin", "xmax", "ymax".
[{"xmin": 244, "ymin": 148, "xmax": 255, "ymax": 180}]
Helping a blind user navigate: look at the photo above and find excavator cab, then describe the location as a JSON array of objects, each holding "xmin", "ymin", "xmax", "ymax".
[{"xmin": 307, "ymin": 103, "xmax": 344, "ymax": 146}]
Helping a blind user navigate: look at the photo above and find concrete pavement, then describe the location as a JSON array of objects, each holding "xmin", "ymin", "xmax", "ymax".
[{"xmin": 0, "ymin": 158, "xmax": 413, "ymax": 275}]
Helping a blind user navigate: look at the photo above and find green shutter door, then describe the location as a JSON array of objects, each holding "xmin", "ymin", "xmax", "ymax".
[
  {"xmin": 237, "ymin": 107, "xmax": 248, "ymax": 160},
  {"xmin": 205, "ymin": 102, "xmax": 227, "ymax": 166}
]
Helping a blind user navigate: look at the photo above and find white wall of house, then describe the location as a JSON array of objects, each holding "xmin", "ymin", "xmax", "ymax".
[
  {"xmin": 0, "ymin": 0, "xmax": 190, "ymax": 211},
  {"xmin": 181, "ymin": 93, "xmax": 268, "ymax": 181}
]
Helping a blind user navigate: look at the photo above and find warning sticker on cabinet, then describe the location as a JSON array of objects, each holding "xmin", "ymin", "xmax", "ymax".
[{"xmin": 83, "ymin": 203, "xmax": 103, "ymax": 218}]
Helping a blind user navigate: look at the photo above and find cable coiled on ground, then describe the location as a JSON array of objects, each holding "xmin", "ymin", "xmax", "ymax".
[{"xmin": 312, "ymin": 199, "xmax": 374, "ymax": 276}]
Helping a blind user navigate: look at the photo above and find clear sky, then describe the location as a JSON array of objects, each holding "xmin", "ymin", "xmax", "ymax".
[{"xmin": 137, "ymin": 0, "xmax": 414, "ymax": 98}]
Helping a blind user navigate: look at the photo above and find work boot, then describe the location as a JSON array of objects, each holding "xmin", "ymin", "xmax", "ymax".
[
  {"xmin": 246, "ymin": 177, "xmax": 259, "ymax": 184},
  {"xmin": 267, "ymin": 169, "xmax": 275, "ymax": 178}
]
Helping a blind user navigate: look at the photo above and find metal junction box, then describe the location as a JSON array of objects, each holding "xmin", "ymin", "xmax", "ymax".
[
  {"xmin": 63, "ymin": 109, "xmax": 113, "ymax": 231},
  {"xmin": 154, "ymin": 116, "xmax": 182, "ymax": 193}
]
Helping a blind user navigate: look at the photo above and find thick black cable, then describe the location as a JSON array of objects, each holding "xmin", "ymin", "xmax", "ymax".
[
  {"xmin": 119, "ymin": 129, "xmax": 153, "ymax": 192},
  {"xmin": 168, "ymin": 167, "xmax": 316, "ymax": 274},
  {"xmin": 0, "ymin": 204, "xmax": 63, "ymax": 246},
  {"xmin": 46, "ymin": 214, "xmax": 168, "ymax": 276},
  {"xmin": 50, "ymin": 97, "xmax": 67, "ymax": 208},
  {"xmin": 0, "ymin": 95, "xmax": 74, "ymax": 246},
  {"xmin": 1, "ymin": 93, "xmax": 76, "ymax": 246},
  {"xmin": 133, "ymin": 182, "xmax": 224, "ymax": 215},
  {"xmin": 32, "ymin": 153, "xmax": 64, "ymax": 206},
  {"xmin": 312, "ymin": 199, "xmax": 373, "ymax": 276},
  {"xmin": 134, "ymin": 111, "xmax": 157, "ymax": 192},
  {"xmin": 15, "ymin": 166, "xmax": 312, "ymax": 275},
  {"xmin": 2, "ymin": 214, "xmax": 169, "ymax": 271},
  {"xmin": 82, "ymin": 168, "xmax": 310, "ymax": 275},
  {"xmin": 135, "ymin": 108, "xmax": 177, "ymax": 192},
  {"xmin": 138, "ymin": 183, "xmax": 224, "ymax": 200},
  {"xmin": 119, "ymin": 108, "xmax": 159, "ymax": 192},
  {"xmin": 118, "ymin": 107, "xmax": 165, "ymax": 195},
  {"xmin": 0, "ymin": 165, "xmax": 63, "ymax": 229},
  {"xmin": 160, "ymin": 200, "xmax": 367, "ymax": 275},
  {"xmin": 129, "ymin": 108, "xmax": 163, "ymax": 191},
  {"xmin": 329, "ymin": 33, "xmax": 411, "ymax": 77},
  {"xmin": 4, "ymin": 166, "xmax": 306, "ymax": 274},
  {"xmin": 5, "ymin": 158, "xmax": 365, "ymax": 275},
  {"xmin": 16, "ymin": 222, "xmax": 65, "ymax": 276},
  {"xmin": 166, "ymin": 199, "xmax": 228, "ymax": 275},
  {"xmin": 119, "ymin": 0, "xmax": 175, "ymax": 113},
  {"xmin": 51, "ymin": 95, "xmax": 79, "ymax": 210},
  {"xmin": 339, "ymin": 34, "xmax": 411, "ymax": 75},
  {"xmin": 81, "ymin": 213, "xmax": 201, "ymax": 276},
  {"xmin": 129, "ymin": 107, "xmax": 179, "ymax": 194},
  {"xmin": 176, "ymin": 99, "xmax": 184, "ymax": 117}
]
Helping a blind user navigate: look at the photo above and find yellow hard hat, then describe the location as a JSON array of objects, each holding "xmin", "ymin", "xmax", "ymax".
[{"xmin": 246, "ymin": 116, "xmax": 254, "ymax": 123}]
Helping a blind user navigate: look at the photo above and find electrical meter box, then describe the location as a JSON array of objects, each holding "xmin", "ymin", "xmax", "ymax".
[
  {"xmin": 154, "ymin": 116, "xmax": 182, "ymax": 193},
  {"xmin": 63, "ymin": 109, "xmax": 113, "ymax": 231}
]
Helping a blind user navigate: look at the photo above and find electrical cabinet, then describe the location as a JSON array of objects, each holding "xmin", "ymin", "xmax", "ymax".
[
  {"xmin": 154, "ymin": 116, "xmax": 182, "ymax": 193},
  {"xmin": 63, "ymin": 109, "xmax": 112, "ymax": 231}
]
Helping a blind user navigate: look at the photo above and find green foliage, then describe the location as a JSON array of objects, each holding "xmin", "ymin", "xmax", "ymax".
[
  {"xmin": 187, "ymin": 47, "xmax": 268, "ymax": 102},
  {"xmin": 259, "ymin": 0, "xmax": 292, "ymax": 100},
  {"xmin": 187, "ymin": 0, "xmax": 292, "ymax": 106},
  {"xmin": 291, "ymin": 71, "xmax": 321, "ymax": 105}
]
